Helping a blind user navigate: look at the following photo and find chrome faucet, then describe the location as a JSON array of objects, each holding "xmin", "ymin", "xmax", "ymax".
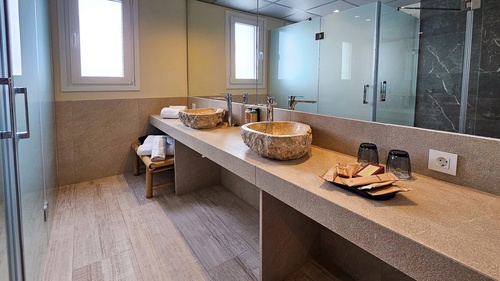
[
  {"xmin": 266, "ymin": 96, "xmax": 277, "ymax": 121},
  {"xmin": 288, "ymin": 95, "xmax": 317, "ymax": 110},
  {"xmin": 224, "ymin": 93, "xmax": 233, "ymax": 127},
  {"xmin": 243, "ymin": 92, "xmax": 249, "ymax": 104}
]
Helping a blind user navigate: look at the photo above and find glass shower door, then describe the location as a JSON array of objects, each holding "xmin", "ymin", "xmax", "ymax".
[
  {"xmin": 375, "ymin": 3, "xmax": 420, "ymax": 126},
  {"xmin": 0, "ymin": 0, "xmax": 56, "ymax": 279},
  {"xmin": 317, "ymin": 3, "xmax": 378, "ymax": 121},
  {"xmin": 1, "ymin": 0, "xmax": 23, "ymax": 279},
  {"xmin": 13, "ymin": 0, "xmax": 56, "ymax": 279},
  {"xmin": 269, "ymin": 18, "xmax": 320, "ymax": 113}
]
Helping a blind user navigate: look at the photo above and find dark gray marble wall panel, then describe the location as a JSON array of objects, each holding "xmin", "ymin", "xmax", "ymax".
[
  {"xmin": 414, "ymin": 0, "xmax": 466, "ymax": 134},
  {"xmin": 415, "ymin": 0, "xmax": 500, "ymax": 139}
]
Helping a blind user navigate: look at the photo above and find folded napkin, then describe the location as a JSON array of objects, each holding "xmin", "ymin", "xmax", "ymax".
[{"xmin": 151, "ymin": 136, "xmax": 166, "ymax": 161}]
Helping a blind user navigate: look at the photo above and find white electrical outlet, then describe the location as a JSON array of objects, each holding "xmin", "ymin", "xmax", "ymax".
[{"xmin": 428, "ymin": 149, "xmax": 458, "ymax": 176}]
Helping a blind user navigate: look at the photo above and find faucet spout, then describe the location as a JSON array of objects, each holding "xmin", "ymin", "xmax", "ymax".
[
  {"xmin": 288, "ymin": 95, "xmax": 317, "ymax": 110},
  {"xmin": 266, "ymin": 96, "xmax": 277, "ymax": 121},
  {"xmin": 224, "ymin": 93, "xmax": 232, "ymax": 126}
]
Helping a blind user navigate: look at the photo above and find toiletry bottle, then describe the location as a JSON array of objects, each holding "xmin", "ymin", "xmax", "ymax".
[
  {"xmin": 245, "ymin": 107, "xmax": 252, "ymax": 123},
  {"xmin": 251, "ymin": 108, "xmax": 259, "ymax": 122}
]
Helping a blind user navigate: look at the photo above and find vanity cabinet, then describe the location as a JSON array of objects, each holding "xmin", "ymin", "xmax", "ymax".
[{"xmin": 150, "ymin": 116, "xmax": 499, "ymax": 281}]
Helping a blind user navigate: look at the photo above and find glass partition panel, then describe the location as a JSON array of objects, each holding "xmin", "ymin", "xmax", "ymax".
[
  {"xmin": 375, "ymin": 3, "xmax": 420, "ymax": 126},
  {"xmin": 317, "ymin": 3, "xmax": 378, "ymax": 121},
  {"xmin": 269, "ymin": 18, "xmax": 320, "ymax": 112}
]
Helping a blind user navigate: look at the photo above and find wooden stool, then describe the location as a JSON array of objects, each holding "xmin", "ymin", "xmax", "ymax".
[{"xmin": 131, "ymin": 142, "xmax": 175, "ymax": 198}]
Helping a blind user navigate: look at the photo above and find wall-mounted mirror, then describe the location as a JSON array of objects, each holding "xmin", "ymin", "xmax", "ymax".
[
  {"xmin": 187, "ymin": 0, "xmax": 285, "ymax": 104},
  {"xmin": 187, "ymin": 0, "xmax": 500, "ymax": 139},
  {"xmin": 269, "ymin": 2, "xmax": 420, "ymax": 127}
]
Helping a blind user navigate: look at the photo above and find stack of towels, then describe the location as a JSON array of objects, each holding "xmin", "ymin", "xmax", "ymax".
[
  {"xmin": 137, "ymin": 135, "xmax": 174, "ymax": 161},
  {"xmin": 160, "ymin": 105, "xmax": 188, "ymax": 119}
]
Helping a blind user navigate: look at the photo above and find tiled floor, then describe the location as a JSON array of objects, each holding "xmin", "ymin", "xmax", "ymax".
[{"xmin": 42, "ymin": 172, "xmax": 339, "ymax": 281}]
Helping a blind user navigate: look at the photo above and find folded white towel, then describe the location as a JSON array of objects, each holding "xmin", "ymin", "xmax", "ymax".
[
  {"xmin": 143, "ymin": 135, "xmax": 155, "ymax": 145},
  {"xmin": 136, "ymin": 135, "xmax": 174, "ymax": 157},
  {"xmin": 137, "ymin": 144, "xmax": 152, "ymax": 156},
  {"xmin": 165, "ymin": 142, "xmax": 174, "ymax": 156},
  {"xmin": 137, "ymin": 135, "xmax": 155, "ymax": 156},
  {"xmin": 160, "ymin": 108, "xmax": 181, "ymax": 119},
  {"xmin": 169, "ymin": 105, "xmax": 188, "ymax": 110},
  {"xmin": 166, "ymin": 136, "xmax": 174, "ymax": 145},
  {"xmin": 151, "ymin": 136, "xmax": 166, "ymax": 161}
]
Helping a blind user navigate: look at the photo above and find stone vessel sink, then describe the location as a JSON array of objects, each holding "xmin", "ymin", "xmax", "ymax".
[
  {"xmin": 178, "ymin": 108, "xmax": 225, "ymax": 129},
  {"xmin": 240, "ymin": 121, "xmax": 312, "ymax": 160}
]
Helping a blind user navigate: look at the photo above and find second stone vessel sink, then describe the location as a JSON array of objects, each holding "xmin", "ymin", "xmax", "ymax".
[
  {"xmin": 178, "ymin": 108, "xmax": 225, "ymax": 129},
  {"xmin": 240, "ymin": 121, "xmax": 312, "ymax": 160}
]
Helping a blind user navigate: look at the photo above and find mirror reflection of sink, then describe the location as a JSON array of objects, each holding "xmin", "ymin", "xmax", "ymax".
[
  {"xmin": 178, "ymin": 108, "xmax": 225, "ymax": 129},
  {"xmin": 240, "ymin": 121, "xmax": 312, "ymax": 160}
]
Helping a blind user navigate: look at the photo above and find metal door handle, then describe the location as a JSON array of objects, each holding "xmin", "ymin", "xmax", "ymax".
[
  {"xmin": 0, "ymin": 78, "xmax": 13, "ymax": 139},
  {"xmin": 380, "ymin": 81, "xmax": 387, "ymax": 102},
  {"xmin": 363, "ymin": 84, "xmax": 369, "ymax": 104},
  {"xmin": 15, "ymin": 87, "xmax": 30, "ymax": 139}
]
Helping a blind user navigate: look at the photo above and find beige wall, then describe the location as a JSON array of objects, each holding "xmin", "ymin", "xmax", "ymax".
[
  {"xmin": 187, "ymin": 0, "xmax": 286, "ymax": 97},
  {"xmin": 56, "ymin": 97, "xmax": 187, "ymax": 186},
  {"xmin": 51, "ymin": 0, "xmax": 188, "ymax": 101},
  {"xmin": 51, "ymin": 0, "xmax": 189, "ymax": 185}
]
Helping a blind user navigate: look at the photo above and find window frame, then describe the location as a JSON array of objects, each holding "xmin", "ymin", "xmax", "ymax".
[
  {"xmin": 225, "ymin": 10, "xmax": 266, "ymax": 89},
  {"xmin": 57, "ymin": 0, "xmax": 140, "ymax": 92}
]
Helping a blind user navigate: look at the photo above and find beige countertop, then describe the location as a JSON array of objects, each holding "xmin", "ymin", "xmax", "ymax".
[{"xmin": 150, "ymin": 116, "xmax": 500, "ymax": 280}]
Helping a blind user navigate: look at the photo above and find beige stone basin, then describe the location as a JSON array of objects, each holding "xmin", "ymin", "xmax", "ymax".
[
  {"xmin": 240, "ymin": 121, "xmax": 312, "ymax": 160},
  {"xmin": 178, "ymin": 108, "xmax": 225, "ymax": 129}
]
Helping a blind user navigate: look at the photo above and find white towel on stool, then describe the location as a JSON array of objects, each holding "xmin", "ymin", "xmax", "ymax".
[
  {"xmin": 166, "ymin": 135, "xmax": 174, "ymax": 145},
  {"xmin": 151, "ymin": 136, "xmax": 166, "ymax": 161},
  {"xmin": 137, "ymin": 135, "xmax": 155, "ymax": 156},
  {"xmin": 166, "ymin": 142, "xmax": 174, "ymax": 156}
]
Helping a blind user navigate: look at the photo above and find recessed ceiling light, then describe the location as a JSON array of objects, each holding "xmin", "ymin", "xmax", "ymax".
[
  {"xmin": 366, "ymin": 19, "xmax": 371, "ymax": 21},
  {"xmin": 333, "ymin": 9, "xmax": 340, "ymax": 13},
  {"xmin": 355, "ymin": 15, "xmax": 360, "ymax": 18}
]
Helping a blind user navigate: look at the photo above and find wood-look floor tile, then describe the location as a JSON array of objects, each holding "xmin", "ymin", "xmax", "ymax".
[
  {"xmin": 44, "ymin": 173, "xmax": 261, "ymax": 281},
  {"xmin": 72, "ymin": 261, "xmax": 104, "ymax": 281},
  {"xmin": 116, "ymin": 178, "xmax": 208, "ymax": 281},
  {"xmin": 238, "ymin": 248, "xmax": 260, "ymax": 280},
  {"xmin": 285, "ymin": 260, "xmax": 347, "ymax": 281},
  {"xmin": 94, "ymin": 178, "xmax": 132, "ymax": 259},
  {"xmin": 100, "ymin": 250, "xmax": 143, "ymax": 281},
  {"xmin": 207, "ymin": 256, "xmax": 257, "ymax": 281},
  {"xmin": 154, "ymin": 187, "xmax": 231, "ymax": 271},
  {"xmin": 196, "ymin": 186, "xmax": 259, "ymax": 251},
  {"xmin": 136, "ymin": 201, "xmax": 209, "ymax": 280},
  {"xmin": 72, "ymin": 182, "xmax": 103, "ymax": 269},
  {"xmin": 42, "ymin": 186, "xmax": 76, "ymax": 281}
]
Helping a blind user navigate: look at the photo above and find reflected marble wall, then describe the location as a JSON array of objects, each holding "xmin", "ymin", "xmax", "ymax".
[{"xmin": 415, "ymin": 0, "xmax": 500, "ymax": 138}]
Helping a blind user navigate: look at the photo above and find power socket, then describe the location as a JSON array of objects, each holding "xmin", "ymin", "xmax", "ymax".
[{"xmin": 428, "ymin": 149, "xmax": 458, "ymax": 176}]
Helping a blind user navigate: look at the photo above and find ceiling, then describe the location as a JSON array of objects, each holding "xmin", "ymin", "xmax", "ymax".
[{"xmin": 197, "ymin": 0, "xmax": 420, "ymax": 22}]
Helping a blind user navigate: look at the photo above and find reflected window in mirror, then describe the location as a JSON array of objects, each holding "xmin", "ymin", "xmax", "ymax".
[{"xmin": 226, "ymin": 11, "xmax": 266, "ymax": 89}]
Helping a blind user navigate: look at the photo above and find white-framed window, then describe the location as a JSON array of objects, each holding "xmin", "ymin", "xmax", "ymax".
[
  {"xmin": 226, "ymin": 11, "xmax": 266, "ymax": 89},
  {"xmin": 57, "ymin": 0, "xmax": 140, "ymax": 92}
]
